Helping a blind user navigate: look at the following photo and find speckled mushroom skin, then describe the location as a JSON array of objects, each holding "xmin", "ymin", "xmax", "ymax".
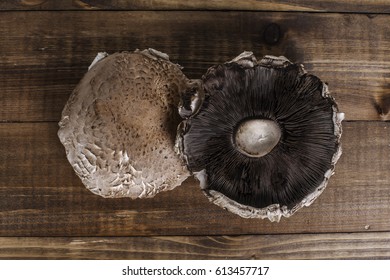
[{"xmin": 58, "ymin": 49, "xmax": 192, "ymax": 199}]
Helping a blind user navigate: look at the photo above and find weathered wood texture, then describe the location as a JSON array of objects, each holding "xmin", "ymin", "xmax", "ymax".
[
  {"xmin": 1, "ymin": 232, "xmax": 390, "ymax": 259},
  {"xmin": 1, "ymin": 12, "xmax": 390, "ymax": 123},
  {"xmin": 1, "ymin": 0, "xmax": 390, "ymax": 13},
  {"xmin": 1, "ymin": 7, "xmax": 390, "ymax": 259},
  {"xmin": 1, "ymin": 122, "xmax": 389, "ymax": 236}
]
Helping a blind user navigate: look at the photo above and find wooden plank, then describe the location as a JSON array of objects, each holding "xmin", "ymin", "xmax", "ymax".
[
  {"xmin": 1, "ymin": 12, "xmax": 390, "ymax": 122},
  {"xmin": 1, "ymin": 232, "xmax": 390, "ymax": 259},
  {"xmin": 1, "ymin": 0, "xmax": 390, "ymax": 13},
  {"xmin": 1, "ymin": 121, "xmax": 389, "ymax": 236}
]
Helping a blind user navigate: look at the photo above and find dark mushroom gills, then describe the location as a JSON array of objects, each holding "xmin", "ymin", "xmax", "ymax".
[{"xmin": 177, "ymin": 52, "xmax": 344, "ymax": 222}]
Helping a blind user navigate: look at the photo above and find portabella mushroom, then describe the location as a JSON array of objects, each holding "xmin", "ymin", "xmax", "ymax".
[
  {"xmin": 176, "ymin": 52, "xmax": 344, "ymax": 222},
  {"xmin": 58, "ymin": 49, "xmax": 197, "ymax": 199}
]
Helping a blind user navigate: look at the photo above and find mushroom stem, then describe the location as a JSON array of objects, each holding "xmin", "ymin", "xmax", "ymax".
[{"xmin": 234, "ymin": 119, "xmax": 281, "ymax": 158}]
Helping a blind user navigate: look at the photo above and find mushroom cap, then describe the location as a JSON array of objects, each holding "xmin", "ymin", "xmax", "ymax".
[
  {"xmin": 176, "ymin": 52, "xmax": 343, "ymax": 221},
  {"xmin": 58, "ymin": 49, "xmax": 193, "ymax": 199}
]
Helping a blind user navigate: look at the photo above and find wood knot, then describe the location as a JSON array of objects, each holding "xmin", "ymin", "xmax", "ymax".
[
  {"xmin": 373, "ymin": 93, "xmax": 390, "ymax": 120},
  {"xmin": 263, "ymin": 23, "xmax": 281, "ymax": 45}
]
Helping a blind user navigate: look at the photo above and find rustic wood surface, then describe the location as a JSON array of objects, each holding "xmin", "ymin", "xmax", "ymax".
[
  {"xmin": 1, "ymin": 12, "xmax": 390, "ymax": 122},
  {"xmin": 1, "ymin": 0, "xmax": 390, "ymax": 13},
  {"xmin": 1, "ymin": 2, "xmax": 390, "ymax": 259},
  {"xmin": 1, "ymin": 122, "xmax": 389, "ymax": 236},
  {"xmin": 1, "ymin": 232, "xmax": 390, "ymax": 259}
]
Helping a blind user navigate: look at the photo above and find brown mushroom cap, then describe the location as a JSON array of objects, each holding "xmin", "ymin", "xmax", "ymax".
[
  {"xmin": 58, "ymin": 49, "xmax": 193, "ymax": 198},
  {"xmin": 176, "ymin": 52, "xmax": 343, "ymax": 222}
]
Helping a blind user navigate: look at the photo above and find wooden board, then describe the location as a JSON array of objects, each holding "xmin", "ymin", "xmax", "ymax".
[
  {"xmin": 1, "ymin": 0, "xmax": 390, "ymax": 13},
  {"xmin": 1, "ymin": 7, "xmax": 390, "ymax": 259},
  {"xmin": 1, "ymin": 232, "xmax": 390, "ymax": 259},
  {"xmin": 1, "ymin": 12, "xmax": 390, "ymax": 122},
  {"xmin": 1, "ymin": 122, "xmax": 389, "ymax": 236}
]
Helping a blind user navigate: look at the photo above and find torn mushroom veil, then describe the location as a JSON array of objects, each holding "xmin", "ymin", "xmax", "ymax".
[{"xmin": 176, "ymin": 52, "xmax": 343, "ymax": 222}]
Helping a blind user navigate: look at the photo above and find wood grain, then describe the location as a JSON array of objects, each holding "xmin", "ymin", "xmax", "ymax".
[
  {"xmin": 1, "ymin": 121, "xmax": 389, "ymax": 236},
  {"xmin": 1, "ymin": 0, "xmax": 390, "ymax": 13},
  {"xmin": 1, "ymin": 12, "xmax": 390, "ymax": 122},
  {"xmin": 1, "ymin": 7, "xmax": 390, "ymax": 259},
  {"xmin": 1, "ymin": 232, "xmax": 390, "ymax": 259}
]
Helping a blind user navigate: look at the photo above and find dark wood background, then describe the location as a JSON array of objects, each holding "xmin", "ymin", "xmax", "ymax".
[{"xmin": 1, "ymin": 0, "xmax": 390, "ymax": 259}]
